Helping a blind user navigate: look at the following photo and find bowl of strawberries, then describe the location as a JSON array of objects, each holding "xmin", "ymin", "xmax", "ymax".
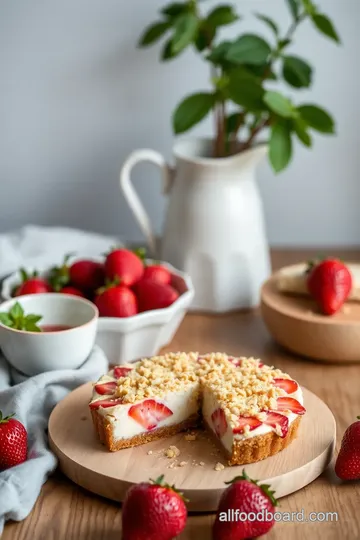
[{"xmin": 1, "ymin": 248, "xmax": 194, "ymax": 365}]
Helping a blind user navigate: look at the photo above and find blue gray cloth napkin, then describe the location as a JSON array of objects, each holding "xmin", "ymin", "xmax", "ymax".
[{"xmin": 0, "ymin": 346, "xmax": 108, "ymax": 534}]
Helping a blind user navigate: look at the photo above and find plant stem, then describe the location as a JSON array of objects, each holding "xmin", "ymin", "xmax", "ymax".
[{"xmin": 240, "ymin": 117, "xmax": 270, "ymax": 151}]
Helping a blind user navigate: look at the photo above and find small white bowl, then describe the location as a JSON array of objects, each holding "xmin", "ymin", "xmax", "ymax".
[
  {"xmin": 1, "ymin": 257, "xmax": 194, "ymax": 365},
  {"xmin": 0, "ymin": 294, "xmax": 98, "ymax": 376}
]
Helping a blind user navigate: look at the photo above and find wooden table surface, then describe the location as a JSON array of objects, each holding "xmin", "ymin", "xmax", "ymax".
[{"xmin": 3, "ymin": 250, "xmax": 360, "ymax": 540}]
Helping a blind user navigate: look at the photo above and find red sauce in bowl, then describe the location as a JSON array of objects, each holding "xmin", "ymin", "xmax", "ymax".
[{"xmin": 40, "ymin": 325, "xmax": 73, "ymax": 332}]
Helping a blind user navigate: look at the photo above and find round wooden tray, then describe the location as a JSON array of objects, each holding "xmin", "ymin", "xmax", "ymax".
[
  {"xmin": 261, "ymin": 273, "xmax": 360, "ymax": 363},
  {"xmin": 48, "ymin": 382, "xmax": 335, "ymax": 512}
]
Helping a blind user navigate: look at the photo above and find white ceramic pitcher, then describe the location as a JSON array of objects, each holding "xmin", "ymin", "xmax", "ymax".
[{"xmin": 120, "ymin": 138, "xmax": 271, "ymax": 312}]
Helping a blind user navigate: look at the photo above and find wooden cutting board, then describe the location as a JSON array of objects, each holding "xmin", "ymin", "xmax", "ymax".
[
  {"xmin": 261, "ymin": 273, "xmax": 360, "ymax": 362},
  {"xmin": 48, "ymin": 382, "xmax": 335, "ymax": 512}
]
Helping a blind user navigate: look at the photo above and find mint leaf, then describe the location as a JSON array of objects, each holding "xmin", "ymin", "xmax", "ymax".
[
  {"xmin": 26, "ymin": 314, "xmax": 43, "ymax": 324},
  {"xmin": 25, "ymin": 322, "xmax": 42, "ymax": 332},
  {"xmin": 10, "ymin": 302, "xmax": 24, "ymax": 320},
  {"xmin": 0, "ymin": 313, "xmax": 13, "ymax": 327}
]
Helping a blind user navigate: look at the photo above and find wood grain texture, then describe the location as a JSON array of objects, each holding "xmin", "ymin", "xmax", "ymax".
[
  {"xmin": 3, "ymin": 249, "xmax": 360, "ymax": 540},
  {"xmin": 261, "ymin": 272, "xmax": 360, "ymax": 362},
  {"xmin": 48, "ymin": 385, "xmax": 335, "ymax": 511}
]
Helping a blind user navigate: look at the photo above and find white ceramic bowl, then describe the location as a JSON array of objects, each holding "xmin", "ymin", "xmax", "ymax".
[
  {"xmin": 0, "ymin": 294, "xmax": 98, "ymax": 376},
  {"xmin": 1, "ymin": 257, "xmax": 195, "ymax": 365}
]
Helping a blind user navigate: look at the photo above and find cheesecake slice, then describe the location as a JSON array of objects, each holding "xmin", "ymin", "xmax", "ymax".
[
  {"xmin": 89, "ymin": 353, "xmax": 306, "ymax": 465},
  {"xmin": 277, "ymin": 262, "xmax": 360, "ymax": 301}
]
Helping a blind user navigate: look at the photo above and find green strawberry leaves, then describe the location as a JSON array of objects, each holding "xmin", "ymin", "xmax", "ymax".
[
  {"xmin": 0, "ymin": 411, "xmax": 16, "ymax": 424},
  {"xmin": 224, "ymin": 468, "xmax": 278, "ymax": 507},
  {"xmin": 48, "ymin": 253, "xmax": 75, "ymax": 291},
  {"xmin": 0, "ymin": 302, "xmax": 43, "ymax": 332},
  {"xmin": 150, "ymin": 474, "xmax": 189, "ymax": 502}
]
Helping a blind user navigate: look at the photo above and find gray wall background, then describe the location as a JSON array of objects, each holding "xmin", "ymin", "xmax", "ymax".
[{"xmin": 0, "ymin": 0, "xmax": 358, "ymax": 247}]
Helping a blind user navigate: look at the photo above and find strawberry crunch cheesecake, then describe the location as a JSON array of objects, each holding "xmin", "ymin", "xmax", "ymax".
[{"xmin": 90, "ymin": 353, "xmax": 306, "ymax": 465}]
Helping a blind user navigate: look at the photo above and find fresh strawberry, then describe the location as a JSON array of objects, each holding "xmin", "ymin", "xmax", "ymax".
[
  {"xmin": 122, "ymin": 474, "xmax": 187, "ymax": 540},
  {"xmin": 307, "ymin": 258, "xmax": 352, "ymax": 315},
  {"xmin": 276, "ymin": 397, "xmax": 306, "ymax": 415},
  {"xmin": 60, "ymin": 286, "xmax": 85, "ymax": 297},
  {"xmin": 128, "ymin": 400, "xmax": 173, "ymax": 430},
  {"xmin": 0, "ymin": 411, "xmax": 27, "ymax": 470},
  {"xmin": 94, "ymin": 382, "xmax": 117, "ymax": 395},
  {"xmin": 16, "ymin": 268, "xmax": 52, "ymax": 296},
  {"xmin": 143, "ymin": 265, "xmax": 171, "ymax": 285},
  {"xmin": 89, "ymin": 397, "xmax": 124, "ymax": 410},
  {"xmin": 105, "ymin": 249, "xmax": 144, "ymax": 287},
  {"xmin": 95, "ymin": 285, "xmax": 138, "ymax": 318},
  {"xmin": 213, "ymin": 469, "xmax": 277, "ymax": 540},
  {"xmin": 69, "ymin": 260, "xmax": 105, "ymax": 291},
  {"xmin": 335, "ymin": 415, "xmax": 360, "ymax": 480},
  {"xmin": 273, "ymin": 378, "xmax": 298, "ymax": 394},
  {"xmin": 211, "ymin": 408, "xmax": 228, "ymax": 439},
  {"xmin": 233, "ymin": 416, "xmax": 262, "ymax": 434},
  {"xmin": 262, "ymin": 411, "xmax": 289, "ymax": 438},
  {"xmin": 135, "ymin": 279, "xmax": 179, "ymax": 312},
  {"xmin": 113, "ymin": 366, "xmax": 133, "ymax": 379}
]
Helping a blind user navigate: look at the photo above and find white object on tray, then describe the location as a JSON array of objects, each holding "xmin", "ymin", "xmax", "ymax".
[{"xmin": 1, "ymin": 256, "xmax": 194, "ymax": 365}]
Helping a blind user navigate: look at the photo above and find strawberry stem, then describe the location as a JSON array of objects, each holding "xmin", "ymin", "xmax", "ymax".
[
  {"xmin": 149, "ymin": 474, "xmax": 189, "ymax": 503},
  {"xmin": 357, "ymin": 416, "xmax": 360, "ymax": 420},
  {"xmin": 224, "ymin": 469, "xmax": 278, "ymax": 507},
  {"xmin": 0, "ymin": 411, "xmax": 15, "ymax": 424}
]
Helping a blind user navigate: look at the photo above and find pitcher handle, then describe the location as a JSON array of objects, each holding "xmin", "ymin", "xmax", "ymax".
[{"xmin": 119, "ymin": 150, "xmax": 173, "ymax": 257}]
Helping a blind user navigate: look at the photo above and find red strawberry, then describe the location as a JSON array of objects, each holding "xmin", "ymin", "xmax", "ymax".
[
  {"xmin": 0, "ymin": 411, "xmax": 27, "ymax": 470},
  {"xmin": 211, "ymin": 408, "xmax": 228, "ymax": 439},
  {"xmin": 89, "ymin": 397, "xmax": 124, "ymax": 410},
  {"xmin": 135, "ymin": 279, "xmax": 179, "ymax": 312},
  {"xmin": 128, "ymin": 400, "xmax": 173, "ymax": 431},
  {"xmin": 105, "ymin": 249, "xmax": 144, "ymax": 287},
  {"xmin": 258, "ymin": 361, "xmax": 264, "ymax": 368},
  {"xmin": 143, "ymin": 265, "xmax": 171, "ymax": 285},
  {"xmin": 94, "ymin": 382, "xmax": 117, "ymax": 395},
  {"xmin": 60, "ymin": 286, "xmax": 85, "ymax": 298},
  {"xmin": 113, "ymin": 366, "xmax": 132, "ymax": 379},
  {"xmin": 16, "ymin": 267, "xmax": 52, "ymax": 296},
  {"xmin": 335, "ymin": 415, "xmax": 360, "ymax": 480},
  {"xmin": 262, "ymin": 411, "xmax": 289, "ymax": 438},
  {"xmin": 95, "ymin": 285, "xmax": 138, "ymax": 318},
  {"xmin": 276, "ymin": 397, "xmax": 306, "ymax": 415},
  {"xmin": 307, "ymin": 258, "xmax": 352, "ymax": 315},
  {"xmin": 122, "ymin": 474, "xmax": 187, "ymax": 540},
  {"xmin": 233, "ymin": 416, "xmax": 262, "ymax": 435},
  {"xmin": 273, "ymin": 378, "xmax": 298, "ymax": 394},
  {"xmin": 213, "ymin": 470, "xmax": 277, "ymax": 540},
  {"xmin": 69, "ymin": 260, "xmax": 105, "ymax": 291}
]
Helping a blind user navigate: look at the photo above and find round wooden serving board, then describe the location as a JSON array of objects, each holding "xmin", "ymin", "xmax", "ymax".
[
  {"xmin": 261, "ymin": 273, "xmax": 360, "ymax": 363},
  {"xmin": 49, "ymin": 382, "xmax": 335, "ymax": 512}
]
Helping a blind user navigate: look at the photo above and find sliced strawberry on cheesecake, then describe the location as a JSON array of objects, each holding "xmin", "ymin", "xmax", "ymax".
[
  {"xmin": 94, "ymin": 381, "xmax": 117, "ymax": 395},
  {"xmin": 128, "ymin": 400, "xmax": 173, "ymax": 431},
  {"xmin": 276, "ymin": 397, "xmax": 306, "ymax": 415},
  {"xmin": 89, "ymin": 397, "xmax": 124, "ymax": 410},
  {"xmin": 273, "ymin": 378, "xmax": 298, "ymax": 394},
  {"xmin": 113, "ymin": 366, "xmax": 133, "ymax": 379},
  {"xmin": 262, "ymin": 411, "xmax": 289, "ymax": 438},
  {"xmin": 233, "ymin": 416, "xmax": 262, "ymax": 435},
  {"xmin": 211, "ymin": 408, "xmax": 228, "ymax": 438}
]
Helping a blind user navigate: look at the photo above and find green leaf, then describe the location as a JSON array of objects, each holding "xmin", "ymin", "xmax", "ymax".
[
  {"xmin": 293, "ymin": 118, "xmax": 312, "ymax": 147},
  {"xmin": 226, "ymin": 112, "xmax": 242, "ymax": 135},
  {"xmin": 162, "ymin": 2, "xmax": 189, "ymax": 18},
  {"xmin": 171, "ymin": 13, "xmax": 199, "ymax": 55},
  {"xmin": 245, "ymin": 63, "xmax": 277, "ymax": 80},
  {"xmin": 162, "ymin": 38, "xmax": 178, "ymax": 60},
  {"xmin": 207, "ymin": 5, "xmax": 239, "ymax": 28},
  {"xmin": 226, "ymin": 34, "xmax": 271, "ymax": 66},
  {"xmin": 255, "ymin": 13, "xmax": 279, "ymax": 36},
  {"xmin": 286, "ymin": 0, "xmax": 299, "ymax": 20},
  {"xmin": 207, "ymin": 41, "xmax": 232, "ymax": 65},
  {"xmin": 26, "ymin": 314, "xmax": 43, "ymax": 324},
  {"xmin": 173, "ymin": 92, "xmax": 216, "ymax": 134},
  {"xmin": 25, "ymin": 323, "xmax": 42, "ymax": 333},
  {"xmin": 10, "ymin": 302, "xmax": 24, "ymax": 320},
  {"xmin": 227, "ymin": 70, "xmax": 265, "ymax": 111},
  {"xmin": 138, "ymin": 21, "xmax": 170, "ymax": 47},
  {"xmin": 0, "ymin": 313, "xmax": 13, "ymax": 327},
  {"xmin": 195, "ymin": 22, "xmax": 216, "ymax": 51},
  {"xmin": 282, "ymin": 55, "xmax": 312, "ymax": 88},
  {"xmin": 278, "ymin": 38, "xmax": 291, "ymax": 51},
  {"xmin": 311, "ymin": 13, "xmax": 340, "ymax": 43},
  {"xmin": 263, "ymin": 91, "xmax": 294, "ymax": 118},
  {"xmin": 302, "ymin": 0, "xmax": 317, "ymax": 16},
  {"xmin": 298, "ymin": 104, "xmax": 335, "ymax": 133},
  {"xmin": 269, "ymin": 123, "xmax": 293, "ymax": 173}
]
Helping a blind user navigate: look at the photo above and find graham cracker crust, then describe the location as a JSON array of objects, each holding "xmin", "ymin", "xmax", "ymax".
[
  {"xmin": 205, "ymin": 416, "xmax": 302, "ymax": 466},
  {"xmin": 91, "ymin": 410, "xmax": 201, "ymax": 452}
]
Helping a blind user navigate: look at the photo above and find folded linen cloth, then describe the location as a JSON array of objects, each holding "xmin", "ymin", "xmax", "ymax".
[{"xmin": 0, "ymin": 346, "xmax": 108, "ymax": 534}]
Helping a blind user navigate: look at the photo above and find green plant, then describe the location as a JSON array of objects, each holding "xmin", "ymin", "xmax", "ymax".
[
  {"xmin": 0, "ymin": 302, "xmax": 42, "ymax": 332},
  {"xmin": 139, "ymin": 0, "xmax": 340, "ymax": 172}
]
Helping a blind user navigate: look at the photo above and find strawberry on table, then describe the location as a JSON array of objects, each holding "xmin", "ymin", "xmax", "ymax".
[
  {"xmin": 95, "ymin": 284, "xmax": 138, "ymax": 318},
  {"xmin": 213, "ymin": 469, "xmax": 277, "ymax": 540},
  {"xmin": 335, "ymin": 415, "xmax": 360, "ymax": 480},
  {"xmin": 105, "ymin": 248, "xmax": 144, "ymax": 287},
  {"xmin": 307, "ymin": 258, "xmax": 352, "ymax": 315},
  {"xmin": 0, "ymin": 411, "xmax": 28, "ymax": 470},
  {"xmin": 122, "ymin": 474, "xmax": 187, "ymax": 540},
  {"xmin": 128, "ymin": 400, "xmax": 173, "ymax": 431},
  {"xmin": 143, "ymin": 264, "xmax": 171, "ymax": 285},
  {"xmin": 135, "ymin": 279, "xmax": 179, "ymax": 312}
]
